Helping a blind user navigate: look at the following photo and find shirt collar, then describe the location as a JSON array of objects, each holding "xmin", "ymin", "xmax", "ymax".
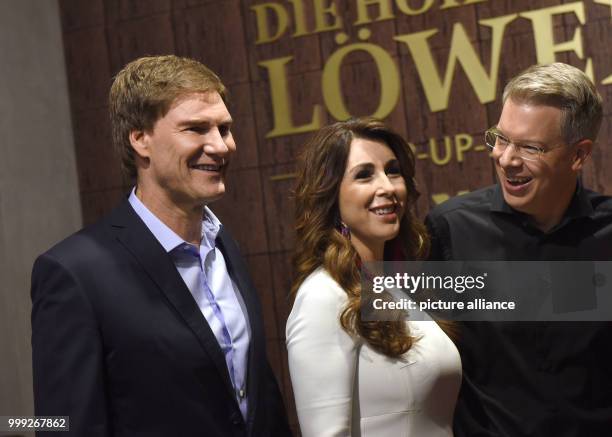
[
  {"xmin": 564, "ymin": 181, "xmax": 594, "ymax": 219},
  {"xmin": 201, "ymin": 204, "xmax": 222, "ymax": 252},
  {"xmin": 489, "ymin": 180, "xmax": 595, "ymax": 230},
  {"xmin": 128, "ymin": 188, "xmax": 222, "ymax": 253},
  {"xmin": 490, "ymin": 183, "xmax": 513, "ymax": 214}
]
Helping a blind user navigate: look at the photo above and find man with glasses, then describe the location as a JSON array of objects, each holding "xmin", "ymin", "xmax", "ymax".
[{"xmin": 426, "ymin": 63, "xmax": 612, "ymax": 436}]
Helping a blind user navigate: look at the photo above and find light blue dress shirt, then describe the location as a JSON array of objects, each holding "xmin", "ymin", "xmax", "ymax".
[{"xmin": 129, "ymin": 190, "xmax": 251, "ymax": 419}]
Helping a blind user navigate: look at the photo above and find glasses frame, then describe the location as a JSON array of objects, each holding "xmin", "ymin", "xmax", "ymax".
[{"xmin": 484, "ymin": 127, "xmax": 568, "ymax": 162}]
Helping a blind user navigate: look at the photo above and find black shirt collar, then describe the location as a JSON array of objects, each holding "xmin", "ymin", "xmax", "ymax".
[
  {"xmin": 489, "ymin": 180, "xmax": 594, "ymax": 231},
  {"xmin": 490, "ymin": 183, "xmax": 512, "ymax": 214},
  {"xmin": 565, "ymin": 181, "xmax": 595, "ymax": 219}
]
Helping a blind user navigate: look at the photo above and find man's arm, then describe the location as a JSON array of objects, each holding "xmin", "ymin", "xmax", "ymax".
[{"xmin": 31, "ymin": 253, "xmax": 109, "ymax": 437}]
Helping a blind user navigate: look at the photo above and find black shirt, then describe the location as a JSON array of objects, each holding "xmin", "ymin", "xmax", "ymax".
[{"xmin": 426, "ymin": 183, "xmax": 612, "ymax": 437}]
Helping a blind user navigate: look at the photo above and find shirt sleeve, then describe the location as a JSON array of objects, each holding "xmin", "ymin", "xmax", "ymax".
[{"xmin": 286, "ymin": 272, "xmax": 359, "ymax": 437}]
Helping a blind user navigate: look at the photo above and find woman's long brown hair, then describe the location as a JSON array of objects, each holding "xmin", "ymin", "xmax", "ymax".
[{"xmin": 291, "ymin": 117, "xmax": 430, "ymax": 357}]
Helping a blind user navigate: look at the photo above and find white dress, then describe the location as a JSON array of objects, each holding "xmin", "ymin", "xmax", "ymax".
[{"xmin": 286, "ymin": 267, "xmax": 462, "ymax": 437}]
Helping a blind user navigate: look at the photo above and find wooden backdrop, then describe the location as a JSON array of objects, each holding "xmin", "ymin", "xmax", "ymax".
[{"xmin": 59, "ymin": 0, "xmax": 612, "ymax": 432}]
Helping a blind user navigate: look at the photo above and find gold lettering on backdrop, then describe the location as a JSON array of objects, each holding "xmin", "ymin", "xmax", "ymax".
[
  {"xmin": 255, "ymin": 0, "xmax": 610, "ymax": 137},
  {"xmin": 252, "ymin": 0, "xmax": 494, "ymax": 40},
  {"xmin": 432, "ymin": 191, "xmax": 469, "ymax": 204},
  {"xmin": 394, "ymin": 13, "xmax": 517, "ymax": 112},
  {"xmin": 429, "ymin": 136, "xmax": 453, "ymax": 165},
  {"xmin": 440, "ymin": 0, "xmax": 486, "ymax": 9},
  {"xmin": 251, "ymin": 2, "xmax": 289, "ymax": 44},
  {"xmin": 322, "ymin": 30, "xmax": 400, "ymax": 120},
  {"xmin": 592, "ymin": 0, "xmax": 612, "ymax": 84},
  {"xmin": 258, "ymin": 56, "xmax": 324, "ymax": 138},
  {"xmin": 354, "ymin": 0, "xmax": 395, "ymax": 25},
  {"xmin": 395, "ymin": 0, "xmax": 435, "ymax": 16},
  {"xmin": 354, "ymin": 0, "xmax": 484, "ymax": 24},
  {"xmin": 454, "ymin": 133, "xmax": 473, "ymax": 162},
  {"xmin": 288, "ymin": 0, "xmax": 310, "ymax": 37},
  {"xmin": 270, "ymin": 172, "xmax": 298, "ymax": 181},
  {"xmin": 521, "ymin": 2, "xmax": 594, "ymax": 82},
  {"xmin": 313, "ymin": 0, "xmax": 343, "ymax": 32},
  {"xmin": 407, "ymin": 133, "xmax": 486, "ymax": 162},
  {"xmin": 593, "ymin": 0, "xmax": 612, "ymax": 12}
]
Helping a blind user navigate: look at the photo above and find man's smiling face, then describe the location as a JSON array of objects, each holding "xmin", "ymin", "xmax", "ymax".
[
  {"xmin": 493, "ymin": 98, "xmax": 579, "ymax": 225},
  {"xmin": 132, "ymin": 91, "xmax": 235, "ymax": 210}
]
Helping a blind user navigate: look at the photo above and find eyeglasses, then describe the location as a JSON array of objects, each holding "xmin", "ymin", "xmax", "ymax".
[{"xmin": 484, "ymin": 127, "xmax": 566, "ymax": 162}]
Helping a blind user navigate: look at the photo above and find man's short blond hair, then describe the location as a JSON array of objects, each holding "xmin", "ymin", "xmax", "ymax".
[
  {"xmin": 502, "ymin": 62, "xmax": 603, "ymax": 145},
  {"xmin": 109, "ymin": 55, "xmax": 227, "ymax": 179}
]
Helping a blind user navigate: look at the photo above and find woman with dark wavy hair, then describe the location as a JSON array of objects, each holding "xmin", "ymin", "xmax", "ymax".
[{"xmin": 286, "ymin": 117, "xmax": 461, "ymax": 436}]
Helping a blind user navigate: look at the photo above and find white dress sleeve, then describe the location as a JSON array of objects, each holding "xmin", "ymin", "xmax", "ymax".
[{"xmin": 286, "ymin": 269, "xmax": 359, "ymax": 437}]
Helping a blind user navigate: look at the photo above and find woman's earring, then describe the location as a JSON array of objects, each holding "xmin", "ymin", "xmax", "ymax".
[{"xmin": 339, "ymin": 221, "xmax": 351, "ymax": 240}]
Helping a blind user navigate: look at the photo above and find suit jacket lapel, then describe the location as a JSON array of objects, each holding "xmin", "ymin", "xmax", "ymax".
[
  {"xmin": 216, "ymin": 228, "xmax": 264, "ymax": 430},
  {"xmin": 216, "ymin": 228, "xmax": 261, "ymax": 338},
  {"xmin": 108, "ymin": 200, "xmax": 236, "ymax": 400}
]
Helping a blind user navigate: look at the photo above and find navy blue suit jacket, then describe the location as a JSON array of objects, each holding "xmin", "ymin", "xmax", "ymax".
[{"xmin": 31, "ymin": 199, "xmax": 291, "ymax": 437}]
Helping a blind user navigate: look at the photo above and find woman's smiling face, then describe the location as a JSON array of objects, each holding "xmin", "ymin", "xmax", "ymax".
[{"xmin": 338, "ymin": 137, "xmax": 407, "ymax": 261}]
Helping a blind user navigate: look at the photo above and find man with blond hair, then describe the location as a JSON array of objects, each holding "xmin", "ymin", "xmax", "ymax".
[
  {"xmin": 427, "ymin": 62, "xmax": 612, "ymax": 436},
  {"xmin": 31, "ymin": 55, "xmax": 291, "ymax": 437}
]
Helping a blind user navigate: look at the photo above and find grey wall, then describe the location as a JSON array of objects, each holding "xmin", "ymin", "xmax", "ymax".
[{"xmin": 0, "ymin": 0, "xmax": 81, "ymax": 424}]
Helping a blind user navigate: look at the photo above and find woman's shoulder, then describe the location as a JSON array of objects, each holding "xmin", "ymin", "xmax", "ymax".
[
  {"xmin": 294, "ymin": 267, "xmax": 347, "ymax": 306},
  {"xmin": 288, "ymin": 267, "xmax": 349, "ymax": 329},
  {"xmin": 287, "ymin": 267, "xmax": 357, "ymax": 345}
]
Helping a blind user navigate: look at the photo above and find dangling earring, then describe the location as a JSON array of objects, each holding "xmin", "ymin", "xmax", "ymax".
[{"xmin": 339, "ymin": 221, "xmax": 351, "ymax": 240}]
